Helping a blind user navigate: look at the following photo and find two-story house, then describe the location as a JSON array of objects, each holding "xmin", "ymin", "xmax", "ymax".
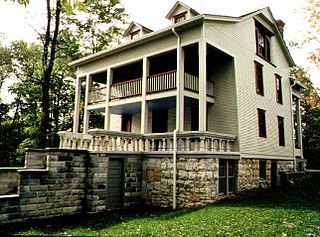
[{"xmin": 59, "ymin": 1, "xmax": 304, "ymax": 209}]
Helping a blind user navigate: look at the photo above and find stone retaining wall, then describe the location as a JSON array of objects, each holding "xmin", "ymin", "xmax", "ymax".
[
  {"xmin": 0, "ymin": 150, "xmax": 143, "ymax": 224},
  {"xmin": 0, "ymin": 168, "xmax": 20, "ymax": 195}
]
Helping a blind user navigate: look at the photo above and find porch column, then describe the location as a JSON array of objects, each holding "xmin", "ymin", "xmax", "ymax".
[
  {"xmin": 175, "ymin": 34, "xmax": 184, "ymax": 131},
  {"xmin": 104, "ymin": 68, "xmax": 112, "ymax": 130},
  {"xmin": 141, "ymin": 57, "xmax": 149, "ymax": 134},
  {"xmin": 198, "ymin": 39, "xmax": 207, "ymax": 131},
  {"xmin": 296, "ymin": 97, "xmax": 302, "ymax": 149},
  {"xmin": 73, "ymin": 76, "xmax": 81, "ymax": 133},
  {"xmin": 83, "ymin": 74, "xmax": 91, "ymax": 134}
]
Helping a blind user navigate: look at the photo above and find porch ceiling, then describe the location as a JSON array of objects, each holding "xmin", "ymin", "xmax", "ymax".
[
  {"xmin": 110, "ymin": 102, "xmax": 141, "ymax": 115},
  {"xmin": 91, "ymin": 96, "xmax": 200, "ymax": 115}
]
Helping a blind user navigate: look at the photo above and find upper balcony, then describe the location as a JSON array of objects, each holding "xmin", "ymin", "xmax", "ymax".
[{"xmin": 89, "ymin": 70, "xmax": 214, "ymax": 104}]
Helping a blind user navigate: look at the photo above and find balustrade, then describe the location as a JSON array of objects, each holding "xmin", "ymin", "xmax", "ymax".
[
  {"xmin": 59, "ymin": 130, "xmax": 235, "ymax": 153},
  {"xmin": 110, "ymin": 78, "xmax": 142, "ymax": 100}
]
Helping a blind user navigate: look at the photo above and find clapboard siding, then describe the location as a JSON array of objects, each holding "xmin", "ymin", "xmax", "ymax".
[{"xmin": 204, "ymin": 15, "xmax": 294, "ymax": 158}]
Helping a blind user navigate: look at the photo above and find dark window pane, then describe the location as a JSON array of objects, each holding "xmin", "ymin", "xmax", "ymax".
[
  {"xmin": 228, "ymin": 177, "xmax": 235, "ymax": 193},
  {"xmin": 219, "ymin": 178, "xmax": 226, "ymax": 194},
  {"xmin": 258, "ymin": 108, "xmax": 267, "ymax": 138},
  {"xmin": 255, "ymin": 62, "xmax": 264, "ymax": 96}
]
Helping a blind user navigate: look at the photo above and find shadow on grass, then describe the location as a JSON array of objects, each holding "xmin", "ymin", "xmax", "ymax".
[{"xmin": 1, "ymin": 171, "xmax": 320, "ymax": 235}]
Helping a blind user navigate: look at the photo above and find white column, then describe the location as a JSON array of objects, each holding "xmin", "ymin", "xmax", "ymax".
[
  {"xmin": 83, "ymin": 74, "xmax": 91, "ymax": 134},
  {"xmin": 296, "ymin": 98, "xmax": 302, "ymax": 149},
  {"xmin": 198, "ymin": 39, "xmax": 207, "ymax": 131},
  {"xmin": 73, "ymin": 76, "xmax": 81, "ymax": 133},
  {"xmin": 175, "ymin": 34, "xmax": 184, "ymax": 132},
  {"xmin": 104, "ymin": 68, "xmax": 112, "ymax": 130},
  {"xmin": 141, "ymin": 57, "xmax": 149, "ymax": 134}
]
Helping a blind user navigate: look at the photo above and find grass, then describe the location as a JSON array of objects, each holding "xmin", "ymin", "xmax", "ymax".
[{"xmin": 2, "ymin": 171, "xmax": 320, "ymax": 236}]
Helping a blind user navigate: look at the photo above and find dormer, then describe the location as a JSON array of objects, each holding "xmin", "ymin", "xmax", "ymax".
[
  {"xmin": 124, "ymin": 22, "xmax": 153, "ymax": 41},
  {"xmin": 166, "ymin": 1, "xmax": 200, "ymax": 24}
]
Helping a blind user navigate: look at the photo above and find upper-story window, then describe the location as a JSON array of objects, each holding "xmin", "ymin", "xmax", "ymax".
[
  {"xmin": 174, "ymin": 12, "xmax": 187, "ymax": 23},
  {"xmin": 130, "ymin": 30, "xmax": 140, "ymax": 40},
  {"xmin": 275, "ymin": 74, "xmax": 283, "ymax": 104},
  {"xmin": 255, "ymin": 61, "xmax": 264, "ymax": 96},
  {"xmin": 255, "ymin": 21, "xmax": 272, "ymax": 61},
  {"xmin": 277, "ymin": 116, "xmax": 285, "ymax": 146},
  {"xmin": 257, "ymin": 108, "xmax": 267, "ymax": 138}
]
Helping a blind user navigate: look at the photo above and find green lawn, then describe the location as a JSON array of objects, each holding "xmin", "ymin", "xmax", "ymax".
[{"xmin": 2, "ymin": 171, "xmax": 320, "ymax": 236}]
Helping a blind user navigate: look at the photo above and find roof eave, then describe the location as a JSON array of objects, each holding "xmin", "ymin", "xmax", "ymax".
[{"xmin": 69, "ymin": 15, "xmax": 204, "ymax": 67}]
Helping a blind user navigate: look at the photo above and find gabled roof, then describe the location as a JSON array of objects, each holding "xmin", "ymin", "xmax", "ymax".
[
  {"xmin": 165, "ymin": 1, "xmax": 200, "ymax": 20},
  {"xmin": 70, "ymin": 6, "xmax": 295, "ymax": 68},
  {"xmin": 241, "ymin": 7, "xmax": 295, "ymax": 66},
  {"xmin": 123, "ymin": 21, "xmax": 153, "ymax": 37}
]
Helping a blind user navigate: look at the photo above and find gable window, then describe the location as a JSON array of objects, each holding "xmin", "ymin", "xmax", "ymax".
[
  {"xmin": 259, "ymin": 160, "xmax": 267, "ymax": 179},
  {"xmin": 255, "ymin": 62, "xmax": 264, "ymax": 96},
  {"xmin": 174, "ymin": 12, "xmax": 187, "ymax": 23},
  {"xmin": 130, "ymin": 30, "xmax": 140, "ymax": 40},
  {"xmin": 219, "ymin": 160, "xmax": 237, "ymax": 195},
  {"xmin": 277, "ymin": 116, "xmax": 285, "ymax": 146},
  {"xmin": 257, "ymin": 108, "xmax": 267, "ymax": 138},
  {"xmin": 255, "ymin": 21, "xmax": 272, "ymax": 61},
  {"xmin": 275, "ymin": 74, "xmax": 283, "ymax": 104}
]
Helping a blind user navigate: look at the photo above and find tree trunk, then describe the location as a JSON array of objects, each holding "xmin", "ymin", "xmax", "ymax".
[{"xmin": 39, "ymin": 0, "xmax": 62, "ymax": 148}]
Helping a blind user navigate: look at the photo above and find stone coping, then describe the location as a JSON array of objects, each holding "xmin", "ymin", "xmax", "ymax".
[
  {"xmin": 0, "ymin": 194, "xmax": 19, "ymax": 199},
  {"xmin": 0, "ymin": 167, "xmax": 25, "ymax": 171},
  {"xmin": 18, "ymin": 169, "xmax": 49, "ymax": 173},
  {"xmin": 89, "ymin": 151, "xmax": 241, "ymax": 159}
]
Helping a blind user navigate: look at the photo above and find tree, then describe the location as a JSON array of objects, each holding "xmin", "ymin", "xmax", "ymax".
[
  {"xmin": 12, "ymin": 0, "xmax": 126, "ymax": 148},
  {"xmin": 294, "ymin": 67, "xmax": 320, "ymax": 168},
  {"xmin": 64, "ymin": 0, "xmax": 126, "ymax": 54},
  {"xmin": 304, "ymin": 0, "xmax": 320, "ymax": 67}
]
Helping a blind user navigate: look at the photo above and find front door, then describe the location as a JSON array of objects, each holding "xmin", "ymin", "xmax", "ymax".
[
  {"xmin": 152, "ymin": 109, "xmax": 168, "ymax": 133},
  {"xmin": 106, "ymin": 158, "xmax": 124, "ymax": 209}
]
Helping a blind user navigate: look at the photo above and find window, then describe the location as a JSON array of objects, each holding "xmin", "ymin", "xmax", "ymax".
[
  {"xmin": 259, "ymin": 160, "xmax": 267, "ymax": 179},
  {"xmin": 174, "ymin": 12, "xmax": 186, "ymax": 23},
  {"xmin": 255, "ymin": 21, "xmax": 272, "ymax": 61},
  {"xmin": 275, "ymin": 74, "xmax": 283, "ymax": 104},
  {"xmin": 219, "ymin": 160, "xmax": 237, "ymax": 195},
  {"xmin": 130, "ymin": 30, "xmax": 140, "ymax": 40},
  {"xmin": 278, "ymin": 116, "xmax": 285, "ymax": 146},
  {"xmin": 257, "ymin": 108, "xmax": 267, "ymax": 138},
  {"xmin": 255, "ymin": 62, "xmax": 264, "ymax": 96}
]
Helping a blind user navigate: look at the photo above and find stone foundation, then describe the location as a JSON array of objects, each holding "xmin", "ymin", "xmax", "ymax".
[
  {"xmin": 238, "ymin": 158, "xmax": 294, "ymax": 192},
  {"xmin": 142, "ymin": 157, "xmax": 219, "ymax": 208},
  {"xmin": 0, "ymin": 150, "xmax": 297, "ymax": 225}
]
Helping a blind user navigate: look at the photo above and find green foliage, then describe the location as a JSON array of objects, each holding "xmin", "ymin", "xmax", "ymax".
[
  {"xmin": 294, "ymin": 67, "xmax": 320, "ymax": 168},
  {"xmin": 0, "ymin": 0, "xmax": 127, "ymax": 165},
  {"xmin": 63, "ymin": 0, "xmax": 127, "ymax": 53}
]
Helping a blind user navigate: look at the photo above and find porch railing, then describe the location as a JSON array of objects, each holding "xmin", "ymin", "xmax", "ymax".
[
  {"xmin": 207, "ymin": 81, "xmax": 214, "ymax": 97},
  {"xmin": 147, "ymin": 70, "xmax": 176, "ymax": 93},
  {"xmin": 89, "ymin": 85, "xmax": 107, "ymax": 104},
  {"xmin": 184, "ymin": 72, "xmax": 199, "ymax": 92},
  {"xmin": 110, "ymin": 78, "xmax": 142, "ymax": 100},
  {"xmin": 89, "ymin": 71, "xmax": 214, "ymax": 102},
  {"xmin": 59, "ymin": 130, "xmax": 236, "ymax": 153}
]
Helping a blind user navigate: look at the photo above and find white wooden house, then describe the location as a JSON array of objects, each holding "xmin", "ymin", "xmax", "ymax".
[{"xmin": 59, "ymin": 1, "xmax": 304, "ymax": 208}]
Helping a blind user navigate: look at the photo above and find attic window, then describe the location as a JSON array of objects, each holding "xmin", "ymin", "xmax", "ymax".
[
  {"xmin": 255, "ymin": 21, "xmax": 273, "ymax": 61},
  {"xmin": 130, "ymin": 30, "xmax": 140, "ymax": 40},
  {"xmin": 174, "ymin": 12, "xmax": 187, "ymax": 23}
]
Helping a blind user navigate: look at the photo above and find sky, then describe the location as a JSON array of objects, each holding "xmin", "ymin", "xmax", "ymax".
[{"xmin": 0, "ymin": 0, "xmax": 319, "ymax": 101}]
